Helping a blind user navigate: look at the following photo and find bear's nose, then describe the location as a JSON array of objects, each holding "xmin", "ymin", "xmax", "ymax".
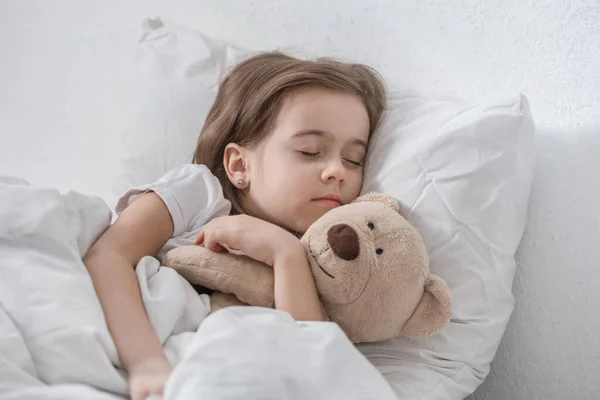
[{"xmin": 327, "ymin": 224, "xmax": 360, "ymax": 261}]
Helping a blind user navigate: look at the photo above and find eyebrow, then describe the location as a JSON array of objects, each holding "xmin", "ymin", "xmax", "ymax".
[{"xmin": 292, "ymin": 129, "xmax": 368, "ymax": 149}]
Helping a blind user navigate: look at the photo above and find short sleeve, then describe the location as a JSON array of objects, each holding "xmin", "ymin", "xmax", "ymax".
[{"xmin": 115, "ymin": 164, "xmax": 232, "ymax": 237}]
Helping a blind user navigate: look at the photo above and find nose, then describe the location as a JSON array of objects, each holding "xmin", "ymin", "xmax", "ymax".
[
  {"xmin": 321, "ymin": 158, "xmax": 346, "ymax": 183},
  {"xmin": 327, "ymin": 224, "xmax": 360, "ymax": 261}
]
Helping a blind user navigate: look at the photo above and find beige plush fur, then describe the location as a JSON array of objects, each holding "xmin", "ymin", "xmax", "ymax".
[{"xmin": 163, "ymin": 193, "xmax": 452, "ymax": 343}]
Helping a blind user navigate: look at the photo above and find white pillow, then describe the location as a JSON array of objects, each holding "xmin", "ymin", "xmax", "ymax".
[
  {"xmin": 360, "ymin": 94, "xmax": 535, "ymax": 398},
  {"xmin": 113, "ymin": 17, "xmax": 536, "ymax": 400},
  {"xmin": 111, "ymin": 18, "xmax": 247, "ymax": 198}
]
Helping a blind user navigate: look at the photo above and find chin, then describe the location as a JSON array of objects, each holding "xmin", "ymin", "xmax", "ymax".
[
  {"xmin": 285, "ymin": 206, "xmax": 329, "ymax": 236},
  {"xmin": 298, "ymin": 216, "xmax": 324, "ymax": 233},
  {"xmin": 290, "ymin": 219, "xmax": 314, "ymax": 236}
]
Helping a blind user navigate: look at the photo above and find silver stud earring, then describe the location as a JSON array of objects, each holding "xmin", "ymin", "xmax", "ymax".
[{"xmin": 237, "ymin": 178, "xmax": 245, "ymax": 187}]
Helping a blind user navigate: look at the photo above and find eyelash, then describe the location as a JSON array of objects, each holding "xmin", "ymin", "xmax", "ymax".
[
  {"xmin": 299, "ymin": 151, "xmax": 363, "ymax": 167},
  {"xmin": 300, "ymin": 151, "xmax": 319, "ymax": 157},
  {"xmin": 345, "ymin": 159, "xmax": 363, "ymax": 167}
]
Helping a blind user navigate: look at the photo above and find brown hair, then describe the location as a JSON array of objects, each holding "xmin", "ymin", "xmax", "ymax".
[{"xmin": 192, "ymin": 51, "xmax": 387, "ymax": 215}]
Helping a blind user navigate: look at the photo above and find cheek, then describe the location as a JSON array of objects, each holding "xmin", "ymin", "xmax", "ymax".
[
  {"xmin": 257, "ymin": 157, "xmax": 309, "ymax": 202},
  {"xmin": 261, "ymin": 152, "xmax": 313, "ymax": 187},
  {"xmin": 346, "ymin": 173, "xmax": 364, "ymax": 197}
]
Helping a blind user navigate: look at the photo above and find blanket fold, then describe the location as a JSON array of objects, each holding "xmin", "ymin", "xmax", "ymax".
[{"xmin": 0, "ymin": 177, "xmax": 396, "ymax": 400}]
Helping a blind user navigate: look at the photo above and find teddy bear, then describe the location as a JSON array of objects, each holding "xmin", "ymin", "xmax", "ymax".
[{"xmin": 162, "ymin": 193, "xmax": 452, "ymax": 343}]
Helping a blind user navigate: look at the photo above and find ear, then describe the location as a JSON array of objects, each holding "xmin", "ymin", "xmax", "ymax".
[
  {"xmin": 223, "ymin": 143, "xmax": 250, "ymax": 188},
  {"xmin": 400, "ymin": 274, "xmax": 452, "ymax": 338},
  {"xmin": 352, "ymin": 192, "xmax": 400, "ymax": 212}
]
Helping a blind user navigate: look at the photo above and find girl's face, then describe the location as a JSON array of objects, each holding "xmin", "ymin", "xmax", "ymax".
[{"xmin": 242, "ymin": 87, "xmax": 371, "ymax": 234}]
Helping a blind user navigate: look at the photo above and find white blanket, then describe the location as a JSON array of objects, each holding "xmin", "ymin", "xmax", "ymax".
[{"xmin": 0, "ymin": 177, "xmax": 397, "ymax": 400}]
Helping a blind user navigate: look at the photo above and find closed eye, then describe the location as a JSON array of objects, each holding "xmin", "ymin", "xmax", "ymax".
[
  {"xmin": 344, "ymin": 158, "xmax": 363, "ymax": 167},
  {"xmin": 300, "ymin": 151, "xmax": 320, "ymax": 157}
]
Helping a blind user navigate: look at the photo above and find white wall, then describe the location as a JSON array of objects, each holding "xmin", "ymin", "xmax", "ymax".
[{"xmin": 1, "ymin": 1, "xmax": 599, "ymax": 398}]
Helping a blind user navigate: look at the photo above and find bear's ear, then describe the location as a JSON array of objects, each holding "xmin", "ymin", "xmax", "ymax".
[
  {"xmin": 400, "ymin": 274, "xmax": 452, "ymax": 338},
  {"xmin": 352, "ymin": 192, "xmax": 399, "ymax": 212}
]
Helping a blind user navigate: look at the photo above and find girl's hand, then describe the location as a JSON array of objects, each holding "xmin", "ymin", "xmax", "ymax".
[
  {"xmin": 194, "ymin": 215, "xmax": 300, "ymax": 266},
  {"xmin": 128, "ymin": 357, "xmax": 172, "ymax": 400},
  {"xmin": 196, "ymin": 215, "xmax": 324, "ymax": 321}
]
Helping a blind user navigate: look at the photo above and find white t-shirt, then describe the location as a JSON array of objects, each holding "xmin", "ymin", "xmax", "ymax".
[{"xmin": 115, "ymin": 164, "xmax": 232, "ymax": 261}]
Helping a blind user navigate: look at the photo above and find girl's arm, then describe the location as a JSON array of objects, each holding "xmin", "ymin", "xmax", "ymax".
[
  {"xmin": 83, "ymin": 193, "xmax": 174, "ymax": 395},
  {"xmin": 195, "ymin": 214, "xmax": 324, "ymax": 321},
  {"xmin": 272, "ymin": 245, "xmax": 324, "ymax": 321}
]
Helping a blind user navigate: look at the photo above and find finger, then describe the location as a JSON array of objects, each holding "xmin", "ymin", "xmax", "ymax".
[
  {"xmin": 201, "ymin": 218, "xmax": 237, "ymax": 253},
  {"xmin": 150, "ymin": 384, "xmax": 166, "ymax": 395},
  {"xmin": 202, "ymin": 230, "xmax": 225, "ymax": 253},
  {"xmin": 215, "ymin": 243, "xmax": 230, "ymax": 253},
  {"xmin": 131, "ymin": 387, "xmax": 149, "ymax": 400},
  {"xmin": 194, "ymin": 231, "xmax": 205, "ymax": 245},
  {"xmin": 205, "ymin": 240, "xmax": 227, "ymax": 253}
]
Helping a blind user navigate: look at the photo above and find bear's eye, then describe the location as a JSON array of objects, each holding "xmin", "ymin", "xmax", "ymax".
[
  {"xmin": 376, "ymin": 248, "xmax": 384, "ymax": 255},
  {"xmin": 367, "ymin": 222, "xmax": 375, "ymax": 230}
]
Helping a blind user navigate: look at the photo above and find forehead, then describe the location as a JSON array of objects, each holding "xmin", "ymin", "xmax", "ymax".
[{"xmin": 273, "ymin": 87, "xmax": 370, "ymax": 142}]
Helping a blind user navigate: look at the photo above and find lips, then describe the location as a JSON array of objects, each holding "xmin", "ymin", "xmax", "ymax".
[{"xmin": 312, "ymin": 194, "xmax": 342, "ymax": 207}]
